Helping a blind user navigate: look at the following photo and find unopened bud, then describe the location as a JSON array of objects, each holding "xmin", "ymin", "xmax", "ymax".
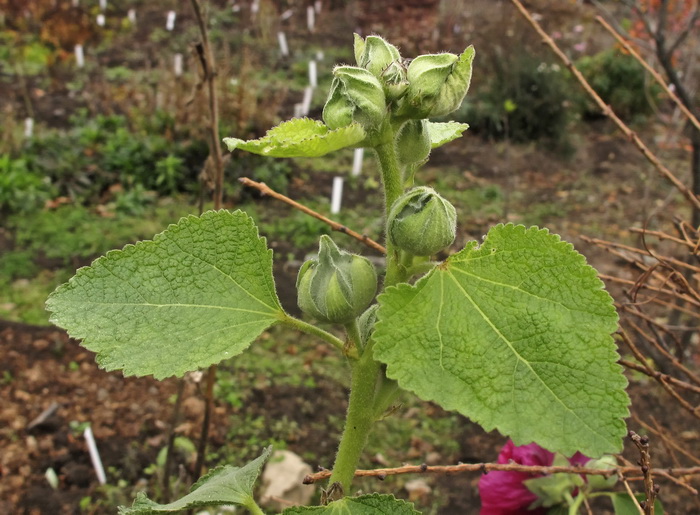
[
  {"xmin": 357, "ymin": 35, "xmax": 401, "ymax": 78},
  {"xmin": 388, "ymin": 187, "xmax": 456, "ymax": 256},
  {"xmin": 399, "ymin": 46, "xmax": 475, "ymax": 119},
  {"xmin": 396, "ymin": 119, "xmax": 431, "ymax": 166},
  {"xmin": 297, "ymin": 236, "xmax": 377, "ymax": 323},
  {"xmin": 322, "ymin": 66, "xmax": 386, "ymax": 130}
]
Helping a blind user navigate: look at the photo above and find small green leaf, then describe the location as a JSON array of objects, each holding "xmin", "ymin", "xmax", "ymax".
[
  {"xmin": 46, "ymin": 210, "xmax": 284, "ymax": 379},
  {"xmin": 373, "ymin": 224, "xmax": 629, "ymax": 457},
  {"xmin": 427, "ymin": 121, "xmax": 469, "ymax": 148},
  {"xmin": 282, "ymin": 494, "xmax": 419, "ymax": 514},
  {"xmin": 224, "ymin": 118, "xmax": 366, "ymax": 157},
  {"xmin": 119, "ymin": 447, "xmax": 272, "ymax": 514}
]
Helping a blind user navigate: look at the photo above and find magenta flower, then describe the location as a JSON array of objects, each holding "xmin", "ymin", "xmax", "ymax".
[{"xmin": 478, "ymin": 440, "xmax": 590, "ymax": 515}]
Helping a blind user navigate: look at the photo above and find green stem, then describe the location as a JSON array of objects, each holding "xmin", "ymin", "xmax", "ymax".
[
  {"xmin": 243, "ymin": 496, "xmax": 266, "ymax": 515},
  {"xmin": 374, "ymin": 135, "xmax": 405, "ymax": 288},
  {"xmin": 280, "ymin": 315, "xmax": 346, "ymax": 354},
  {"xmin": 328, "ymin": 347, "xmax": 381, "ymax": 493},
  {"xmin": 345, "ymin": 319, "xmax": 363, "ymax": 353}
]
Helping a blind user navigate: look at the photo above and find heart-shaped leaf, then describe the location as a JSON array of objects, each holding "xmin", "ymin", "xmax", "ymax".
[
  {"xmin": 373, "ymin": 224, "xmax": 629, "ymax": 457},
  {"xmin": 46, "ymin": 210, "xmax": 284, "ymax": 379}
]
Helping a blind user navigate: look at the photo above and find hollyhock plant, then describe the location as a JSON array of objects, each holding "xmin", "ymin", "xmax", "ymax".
[{"xmin": 479, "ymin": 440, "xmax": 590, "ymax": 514}]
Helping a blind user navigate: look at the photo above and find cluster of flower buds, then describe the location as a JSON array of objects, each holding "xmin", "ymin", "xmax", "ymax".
[
  {"xmin": 323, "ymin": 34, "xmax": 475, "ymax": 131},
  {"xmin": 297, "ymin": 236, "xmax": 377, "ymax": 324}
]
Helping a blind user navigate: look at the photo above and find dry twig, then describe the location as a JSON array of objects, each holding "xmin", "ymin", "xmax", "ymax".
[
  {"xmin": 509, "ymin": 0, "xmax": 700, "ymax": 213},
  {"xmin": 239, "ymin": 177, "xmax": 387, "ymax": 254},
  {"xmin": 629, "ymin": 431, "xmax": 658, "ymax": 515},
  {"xmin": 595, "ymin": 15, "xmax": 700, "ymax": 133},
  {"xmin": 302, "ymin": 460, "xmax": 700, "ymax": 485}
]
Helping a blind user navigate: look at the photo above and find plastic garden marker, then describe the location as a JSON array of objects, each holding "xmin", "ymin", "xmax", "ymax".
[
  {"xmin": 99, "ymin": 0, "xmax": 106, "ymax": 11},
  {"xmin": 352, "ymin": 147, "xmax": 364, "ymax": 176},
  {"xmin": 307, "ymin": 5, "xmax": 315, "ymax": 32},
  {"xmin": 84, "ymin": 426, "xmax": 106, "ymax": 485},
  {"xmin": 331, "ymin": 176, "xmax": 343, "ymax": 214},
  {"xmin": 48, "ymin": 34, "xmax": 630, "ymax": 512},
  {"xmin": 24, "ymin": 117, "xmax": 33, "ymax": 138},
  {"xmin": 281, "ymin": 9, "xmax": 294, "ymax": 21},
  {"xmin": 127, "ymin": 9, "xmax": 136, "ymax": 24},
  {"xmin": 309, "ymin": 60, "xmax": 318, "ymax": 88},
  {"xmin": 96, "ymin": 14, "xmax": 105, "ymax": 27},
  {"xmin": 174, "ymin": 53, "xmax": 183, "ymax": 77},
  {"xmin": 278, "ymin": 31, "xmax": 289, "ymax": 57},
  {"xmin": 301, "ymin": 87, "xmax": 313, "ymax": 116},
  {"xmin": 74, "ymin": 44, "xmax": 84, "ymax": 67},
  {"xmin": 315, "ymin": 0, "xmax": 322, "ymax": 14},
  {"xmin": 166, "ymin": 11, "xmax": 176, "ymax": 31},
  {"xmin": 251, "ymin": 0, "xmax": 259, "ymax": 15}
]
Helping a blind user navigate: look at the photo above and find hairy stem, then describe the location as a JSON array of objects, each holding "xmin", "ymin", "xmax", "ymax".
[
  {"xmin": 328, "ymin": 347, "xmax": 381, "ymax": 493},
  {"xmin": 374, "ymin": 135, "xmax": 405, "ymax": 288}
]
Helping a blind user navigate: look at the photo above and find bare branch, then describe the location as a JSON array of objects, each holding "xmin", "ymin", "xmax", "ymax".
[
  {"xmin": 509, "ymin": 0, "xmax": 700, "ymax": 213},
  {"xmin": 629, "ymin": 431, "xmax": 658, "ymax": 514},
  {"xmin": 239, "ymin": 177, "xmax": 387, "ymax": 254},
  {"xmin": 302, "ymin": 460, "xmax": 700, "ymax": 485},
  {"xmin": 596, "ymin": 15, "xmax": 700, "ymax": 132}
]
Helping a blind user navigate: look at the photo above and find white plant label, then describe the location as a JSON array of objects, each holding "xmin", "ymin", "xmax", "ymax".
[
  {"xmin": 84, "ymin": 426, "xmax": 106, "ymax": 485},
  {"xmin": 74, "ymin": 44, "xmax": 85, "ymax": 67},
  {"xmin": 127, "ymin": 9, "xmax": 136, "ymax": 23},
  {"xmin": 277, "ymin": 31, "xmax": 289, "ymax": 57},
  {"xmin": 308, "ymin": 60, "xmax": 317, "ymax": 88},
  {"xmin": 166, "ymin": 11, "xmax": 176, "ymax": 31},
  {"xmin": 24, "ymin": 117, "xmax": 34, "ymax": 138},
  {"xmin": 301, "ymin": 87, "xmax": 313, "ymax": 116},
  {"xmin": 96, "ymin": 14, "xmax": 105, "ymax": 27},
  {"xmin": 307, "ymin": 6, "xmax": 315, "ymax": 32},
  {"xmin": 174, "ymin": 53, "xmax": 183, "ymax": 77},
  {"xmin": 352, "ymin": 148, "xmax": 364, "ymax": 176},
  {"xmin": 331, "ymin": 177, "xmax": 344, "ymax": 214}
]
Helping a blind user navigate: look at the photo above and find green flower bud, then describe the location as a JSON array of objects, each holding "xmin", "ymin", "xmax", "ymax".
[
  {"xmin": 296, "ymin": 235, "xmax": 377, "ymax": 324},
  {"xmin": 398, "ymin": 46, "xmax": 475, "ymax": 119},
  {"xmin": 396, "ymin": 119, "xmax": 431, "ymax": 166},
  {"xmin": 358, "ymin": 35, "xmax": 401, "ymax": 78},
  {"xmin": 380, "ymin": 60, "xmax": 409, "ymax": 101},
  {"xmin": 322, "ymin": 66, "xmax": 386, "ymax": 130},
  {"xmin": 388, "ymin": 187, "xmax": 456, "ymax": 256}
]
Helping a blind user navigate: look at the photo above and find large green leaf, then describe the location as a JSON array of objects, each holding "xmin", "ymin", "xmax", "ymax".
[
  {"xmin": 224, "ymin": 118, "xmax": 366, "ymax": 157},
  {"xmin": 119, "ymin": 447, "xmax": 272, "ymax": 514},
  {"xmin": 282, "ymin": 494, "xmax": 419, "ymax": 514},
  {"xmin": 46, "ymin": 210, "xmax": 284, "ymax": 379},
  {"xmin": 373, "ymin": 224, "xmax": 629, "ymax": 457},
  {"xmin": 427, "ymin": 121, "xmax": 469, "ymax": 149}
]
